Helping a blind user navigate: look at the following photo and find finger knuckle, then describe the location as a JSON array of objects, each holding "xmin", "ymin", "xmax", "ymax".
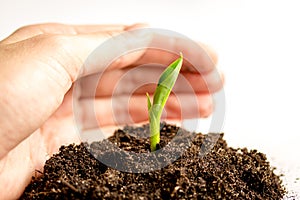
[
  {"xmin": 14, "ymin": 25, "xmax": 34, "ymax": 33},
  {"xmin": 13, "ymin": 24, "xmax": 43, "ymax": 36}
]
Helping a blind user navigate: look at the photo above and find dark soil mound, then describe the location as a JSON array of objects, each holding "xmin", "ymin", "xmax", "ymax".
[{"xmin": 21, "ymin": 123, "xmax": 285, "ymax": 199}]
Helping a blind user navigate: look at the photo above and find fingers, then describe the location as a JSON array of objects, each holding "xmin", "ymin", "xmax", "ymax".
[
  {"xmin": 79, "ymin": 65, "xmax": 224, "ymax": 97},
  {"xmin": 79, "ymin": 93, "xmax": 213, "ymax": 130},
  {"xmin": 71, "ymin": 28, "xmax": 218, "ymax": 78}
]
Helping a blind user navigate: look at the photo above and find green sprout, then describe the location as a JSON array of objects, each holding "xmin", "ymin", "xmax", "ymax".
[{"xmin": 147, "ymin": 53, "xmax": 183, "ymax": 151}]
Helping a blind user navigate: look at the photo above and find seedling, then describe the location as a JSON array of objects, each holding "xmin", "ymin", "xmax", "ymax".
[{"xmin": 147, "ymin": 53, "xmax": 183, "ymax": 151}]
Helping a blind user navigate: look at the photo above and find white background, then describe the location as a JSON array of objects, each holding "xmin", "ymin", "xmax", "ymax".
[{"xmin": 1, "ymin": 0, "xmax": 299, "ymax": 197}]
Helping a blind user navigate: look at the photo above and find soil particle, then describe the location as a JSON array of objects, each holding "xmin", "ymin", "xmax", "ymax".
[{"xmin": 21, "ymin": 123, "xmax": 286, "ymax": 199}]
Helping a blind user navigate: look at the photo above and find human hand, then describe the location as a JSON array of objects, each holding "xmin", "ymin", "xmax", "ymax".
[{"xmin": 0, "ymin": 23, "xmax": 223, "ymax": 199}]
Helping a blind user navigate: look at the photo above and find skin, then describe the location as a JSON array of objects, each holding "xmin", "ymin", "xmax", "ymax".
[{"xmin": 0, "ymin": 23, "xmax": 223, "ymax": 199}]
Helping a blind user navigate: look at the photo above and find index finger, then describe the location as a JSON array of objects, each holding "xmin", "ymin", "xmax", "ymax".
[
  {"xmin": 1, "ymin": 23, "xmax": 145, "ymax": 45},
  {"xmin": 132, "ymin": 30, "xmax": 218, "ymax": 74}
]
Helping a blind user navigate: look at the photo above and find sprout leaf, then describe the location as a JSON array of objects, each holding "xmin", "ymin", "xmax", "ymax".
[{"xmin": 147, "ymin": 53, "xmax": 183, "ymax": 151}]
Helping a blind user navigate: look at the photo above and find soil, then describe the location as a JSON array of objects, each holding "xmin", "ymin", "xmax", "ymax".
[{"xmin": 21, "ymin": 123, "xmax": 286, "ymax": 199}]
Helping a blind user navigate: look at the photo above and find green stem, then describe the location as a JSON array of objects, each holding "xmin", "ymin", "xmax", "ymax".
[{"xmin": 149, "ymin": 104, "xmax": 162, "ymax": 151}]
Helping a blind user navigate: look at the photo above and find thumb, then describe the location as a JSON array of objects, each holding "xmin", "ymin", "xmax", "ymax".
[{"xmin": 0, "ymin": 27, "xmax": 152, "ymax": 159}]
